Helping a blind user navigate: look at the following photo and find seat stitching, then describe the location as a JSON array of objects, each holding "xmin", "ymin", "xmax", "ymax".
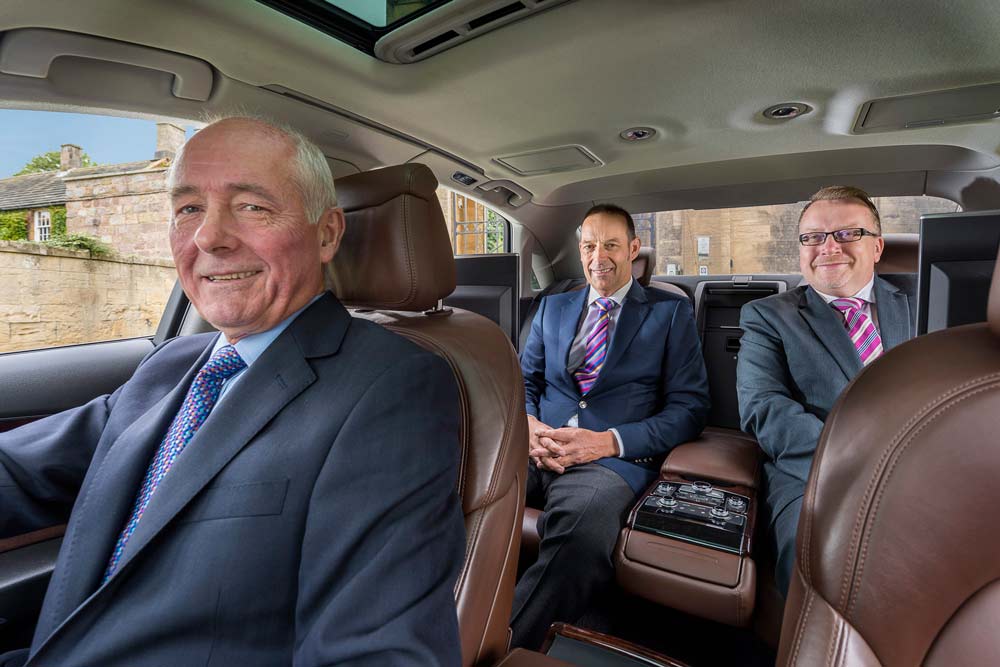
[
  {"xmin": 839, "ymin": 371, "xmax": 1000, "ymax": 611},
  {"xmin": 848, "ymin": 381, "xmax": 1000, "ymax": 617},
  {"xmin": 789, "ymin": 580, "xmax": 816, "ymax": 665}
]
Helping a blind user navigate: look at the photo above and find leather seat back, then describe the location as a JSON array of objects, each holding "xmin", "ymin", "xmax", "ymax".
[
  {"xmin": 327, "ymin": 164, "xmax": 528, "ymax": 667},
  {"xmin": 778, "ymin": 253, "xmax": 1000, "ymax": 665}
]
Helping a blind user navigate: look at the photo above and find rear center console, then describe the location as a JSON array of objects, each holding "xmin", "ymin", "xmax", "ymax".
[{"xmin": 614, "ymin": 428, "xmax": 761, "ymax": 627}]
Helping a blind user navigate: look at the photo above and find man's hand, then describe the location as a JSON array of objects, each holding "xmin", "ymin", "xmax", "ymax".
[
  {"xmin": 527, "ymin": 414, "xmax": 560, "ymax": 471},
  {"xmin": 532, "ymin": 426, "xmax": 619, "ymax": 474}
]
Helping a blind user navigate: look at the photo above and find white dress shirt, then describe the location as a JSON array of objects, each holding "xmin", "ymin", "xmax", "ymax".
[
  {"xmin": 812, "ymin": 273, "xmax": 880, "ymax": 329},
  {"xmin": 565, "ymin": 278, "xmax": 633, "ymax": 458}
]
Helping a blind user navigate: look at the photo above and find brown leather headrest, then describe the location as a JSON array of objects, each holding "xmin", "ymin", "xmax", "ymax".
[
  {"xmin": 326, "ymin": 163, "xmax": 456, "ymax": 311},
  {"xmin": 632, "ymin": 246, "xmax": 655, "ymax": 287},
  {"xmin": 989, "ymin": 251, "xmax": 1000, "ymax": 337},
  {"xmin": 876, "ymin": 233, "xmax": 918, "ymax": 274}
]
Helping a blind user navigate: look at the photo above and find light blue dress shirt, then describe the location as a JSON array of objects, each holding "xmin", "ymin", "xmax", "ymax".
[{"xmin": 208, "ymin": 293, "xmax": 324, "ymax": 406}]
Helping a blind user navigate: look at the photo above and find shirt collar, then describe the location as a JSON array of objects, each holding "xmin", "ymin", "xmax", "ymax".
[
  {"xmin": 813, "ymin": 273, "xmax": 877, "ymax": 305},
  {"xmin": 210, "ymin": 292, "xmax": 324, "ymax": 367},
  {"xmin": 587, "ymin": 277, "xmax": 634, "ymax": 307}
]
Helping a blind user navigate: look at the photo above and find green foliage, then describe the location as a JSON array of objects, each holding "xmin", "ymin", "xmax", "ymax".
[
  {"xmin": 15, "ymin": 150, "xmax": 96, "ymax": 175},
  {"xmin": 51, "ymin": 207, "xmax": 67, "ymax": 237},
  {"xmin": 0, "ymin": 210, "xmax": 28, "ymax": 241},
  {"xmin": 43, "ymin": 233, "xmax": 112, "ymax": 257}
]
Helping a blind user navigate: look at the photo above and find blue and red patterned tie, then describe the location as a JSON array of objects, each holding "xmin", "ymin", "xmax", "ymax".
[
  {"xmin": 103, "ymin": 345, "xmax": 246, "ymax": 581},
  {"xmin": 574, "ymin": 297, "xmax": 617, "ymax": 395},
  {"xmin": 831, "ymin": 297, "xmax": 883, "ymax": 366}
]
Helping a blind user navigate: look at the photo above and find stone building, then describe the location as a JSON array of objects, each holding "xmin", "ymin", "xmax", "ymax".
[{"xmin": 0, "ymin": 123, "xmax": 185, "ymax": 262}]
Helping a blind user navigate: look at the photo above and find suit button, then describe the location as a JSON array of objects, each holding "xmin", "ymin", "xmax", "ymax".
[{"xmin": 579, "ymin": 400, "xmax": 587, "ymax": 409}]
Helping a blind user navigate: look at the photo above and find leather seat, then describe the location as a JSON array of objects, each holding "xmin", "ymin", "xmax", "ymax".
[
  {"xmin": 327, "ymin": 163, "xmax": 528, "ymax": 667},
  {"xmin": 633, "ymin": 246, "xmax": 689, "ymax": 299},
  {"xmin": 777, "ymin": 250, "xmax": 1000, "ymax": 665}
]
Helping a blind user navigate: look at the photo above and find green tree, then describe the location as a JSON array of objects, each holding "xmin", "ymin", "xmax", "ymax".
[{"xmin": 15, "ymin": 150, "xmax": 96, "ymax": 175}]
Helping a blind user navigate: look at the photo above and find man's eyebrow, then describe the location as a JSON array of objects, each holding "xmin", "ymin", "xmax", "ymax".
[{"xmin": 169, "ymin": 183, "xmax": 280, "ymax": 206}]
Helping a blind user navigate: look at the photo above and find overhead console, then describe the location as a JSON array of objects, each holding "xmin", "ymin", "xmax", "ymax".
[{"xmin": 615, "ymin": 428, "xmax": 762, "ymax": 627}]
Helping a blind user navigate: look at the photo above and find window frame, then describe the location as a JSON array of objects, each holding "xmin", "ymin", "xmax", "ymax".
[{"xmin": 34, "ymin": 210, "xmax": 51, "ymax": 242}]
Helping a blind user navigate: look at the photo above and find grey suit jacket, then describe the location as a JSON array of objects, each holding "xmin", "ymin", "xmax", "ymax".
[
  {"xmin": 0, "ymin": 292, "xmax": 465, "ymax": 666},
  {"xmin": 737, "ymin": 276, "xmax": 916, "ymax": 522}
]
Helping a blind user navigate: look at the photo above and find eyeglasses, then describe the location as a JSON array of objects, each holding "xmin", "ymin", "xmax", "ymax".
[{"xmin": 798, "ymin": 228, "xmax": 880, "ymax": 246}]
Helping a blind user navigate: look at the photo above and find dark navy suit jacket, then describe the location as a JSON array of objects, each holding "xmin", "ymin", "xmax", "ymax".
[
  {"xmin": 0, "ymin": 293, "xmax": 465, "ymax": 667},
  {"xmin": 521, "ymin": 281, "xmax": 710, "ymax": 493}
]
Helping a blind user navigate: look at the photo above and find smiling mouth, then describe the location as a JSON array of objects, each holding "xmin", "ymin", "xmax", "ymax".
[
  {"xmin": 590, "ymin": 267, "xmax": 613, "ymax": 276},
  {"xmin": 205, "ymin": 271, "xmax": 261, "ymax": 282}
]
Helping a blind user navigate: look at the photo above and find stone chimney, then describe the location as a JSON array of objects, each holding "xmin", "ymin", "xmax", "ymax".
[
  {"xmin": 155, "ymin": 123, "xmax": 186, "ymax": 160},
  {"xmin": 60, "ymin": 144, "xmax": 82, "ymax": 170}
]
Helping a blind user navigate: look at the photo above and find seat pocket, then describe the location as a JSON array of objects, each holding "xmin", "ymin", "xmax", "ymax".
[{"xmin": 179, "ymin": 479, "xmax": 289, "ymax": 524}]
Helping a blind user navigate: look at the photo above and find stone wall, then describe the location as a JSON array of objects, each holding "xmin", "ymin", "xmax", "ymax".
[
  {"xmin": 0, "ymin": 242, "xmax": 176, "ymax": 354},
  {"xmin": 64, "ymin": 168, "xmax": 172, "ymax": 262},
  {"xmin": 646, "ymin": 196, "xmax": 958, "ymax": 276}
]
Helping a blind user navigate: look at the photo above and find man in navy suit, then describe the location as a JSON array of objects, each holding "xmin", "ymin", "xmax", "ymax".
[
  {"xmin": 0, "ymin": 117, "xmax": 465, "ymax": 666},
  {"xmin": 512, "ymin": 204, "xmax": 710, "ymax": 649},
  {"xmin": 737, "ymin": 186, "xmax": 916, "ymax": 596}
]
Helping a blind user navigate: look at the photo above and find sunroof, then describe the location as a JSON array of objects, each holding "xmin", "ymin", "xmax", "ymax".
[
  {"xmin": 325, "ymin": 0, "xmax": 440, "ymax": 28},
  {"xmin": 256, "ymin": 0, "xmax": 453, "ymax": 54}
]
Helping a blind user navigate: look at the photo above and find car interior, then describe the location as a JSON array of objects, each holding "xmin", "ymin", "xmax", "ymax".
[{"xmin": 2, "ymin": 0, "xmax": 1000, "ymax": 665}]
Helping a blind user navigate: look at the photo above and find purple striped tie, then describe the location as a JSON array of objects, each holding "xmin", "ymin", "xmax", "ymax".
[
  {"xmin": 831, "ymin": 297, "xmax": 883, "ymax": 366},
  {"xmin": 574, "ymin": 297, "xmax": 616, "ymax": 395},
  {"xmin": 103, "ymin": 345, "xmax": 246, "ymax": 581}
]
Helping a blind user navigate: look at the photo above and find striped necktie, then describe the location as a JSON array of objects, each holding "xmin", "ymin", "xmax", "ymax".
[
  {"xmin": 104, "ymin": 345, "xmax": 246, "ymax": 581},
  {"xmin": 831, "ymin": 297, "xmax": 883, "ymax": 365},
  {"xmin": 574, "ymin": 297, "xmax": 617, "ymax": 395}
]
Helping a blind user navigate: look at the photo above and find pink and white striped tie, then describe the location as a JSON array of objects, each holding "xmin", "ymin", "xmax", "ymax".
[
  {"xmin": 574, "ymin": 297, "xmax": 616, "ymax": 395},
  {"xmin": 831, "ymin": 297, "xmax": 883, "ymax": 365}
]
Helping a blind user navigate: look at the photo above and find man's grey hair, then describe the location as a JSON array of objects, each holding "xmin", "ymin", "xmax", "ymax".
[{"xmin": 166, "ymin": 114, "xmax": 338, "ymax": 224}]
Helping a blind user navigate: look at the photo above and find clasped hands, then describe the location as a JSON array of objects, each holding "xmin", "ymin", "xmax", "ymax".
[{"xmin": 527, "ymin": 414, "xmax": 619, "ymax": 474}]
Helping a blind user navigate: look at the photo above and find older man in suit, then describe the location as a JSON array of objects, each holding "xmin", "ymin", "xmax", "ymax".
[
  {"xmin": 513, "ymin": 203, "xmax": 710, "ymax": 649},
  {"xmin": 0, "ymin": 117, "xmax": 465, "ymax": 666},
  {"xmin": 737, "ymin": 186, "xmax": 916, "ymax": 596}
]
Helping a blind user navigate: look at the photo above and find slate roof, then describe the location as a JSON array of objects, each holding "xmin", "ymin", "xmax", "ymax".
[
  {"xmin": 0, "ymin": 159, "xmax": 166, "ymax": 211},
  {"xmin": 0, "ymin": 172, "xmax": 65, "ymax": 211}
]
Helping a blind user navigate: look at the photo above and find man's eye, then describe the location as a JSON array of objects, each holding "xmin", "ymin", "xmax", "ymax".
[
  {"xmin": 241, "ymin": 204, "xmax": 266, "ymax": 212},
  {"xmin": 177, "ymin": 205, "xmax": 200, "ymax": 215}
]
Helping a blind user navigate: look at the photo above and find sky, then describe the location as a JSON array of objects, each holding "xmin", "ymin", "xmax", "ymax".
[{"xmin": 0, "ymin": 110, "xmax": 195, "ymax": 178}]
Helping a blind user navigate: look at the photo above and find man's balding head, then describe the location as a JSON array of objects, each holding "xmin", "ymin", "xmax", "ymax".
[{"xmin": 167, "ymin": 117, "xmax": 345, "ymax": 343}]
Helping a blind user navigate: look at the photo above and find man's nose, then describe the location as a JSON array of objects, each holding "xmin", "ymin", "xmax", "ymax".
[
  {"xmin": 819, "ymin": 233, "xmax": 842, "ymax": 254},
  {"xmin": 193, "ymin": 206, "xmax": 238, "ymax": 253}
]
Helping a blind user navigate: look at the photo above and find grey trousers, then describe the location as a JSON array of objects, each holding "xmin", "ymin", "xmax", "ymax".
[
  {"xmin": 772, "ymin": 495, "xmax": 804, "ymax": 597},
  {"xmin": 510, "ymin": 462, "xmax": 635, "ymax": 650}
]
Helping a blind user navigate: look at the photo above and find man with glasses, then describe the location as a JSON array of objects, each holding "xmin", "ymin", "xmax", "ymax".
[{"xmin": 736, "ymin": 185, "xmax": 916, "ymax": 595}]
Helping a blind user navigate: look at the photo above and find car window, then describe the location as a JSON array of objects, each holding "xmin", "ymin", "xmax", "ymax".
[
  {"xmin": 633, "ymin": 195, "xmax": 960, "ymax": 276},
  {"xmin": 436, "ymin": 187, "xmax": 510, "ymax": 255},
  {"xmin": 0, "ymin": 110, "xmax": 192, "ymax": 354}
]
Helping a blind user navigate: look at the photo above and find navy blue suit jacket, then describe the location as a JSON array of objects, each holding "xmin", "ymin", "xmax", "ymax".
[
  {"xmin": 521, "ymin": 281, "xmax": 710, "ymax": 493},
  {"xmin": 0, "ymin": 293, "xmax": 465, "ymax": 667}
]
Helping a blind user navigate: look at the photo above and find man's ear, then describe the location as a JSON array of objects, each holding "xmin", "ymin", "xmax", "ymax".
[
  {"xmin": 318, "ymin": 208, "xmax": 346, "ymax": 263},
  {"xmin": 629, "ymin": 236, "xmax": 641, "ymax": 261}
]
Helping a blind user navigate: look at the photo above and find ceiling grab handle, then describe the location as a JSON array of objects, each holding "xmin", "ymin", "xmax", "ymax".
[{"xmin": 0, "ymin": 28, "xmax": 213, "ymax": 102}]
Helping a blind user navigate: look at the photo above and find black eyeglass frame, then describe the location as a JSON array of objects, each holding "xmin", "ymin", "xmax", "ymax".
[{"xmin": 798, "ymin": 227, "xmax": 880, "ymax": 246}]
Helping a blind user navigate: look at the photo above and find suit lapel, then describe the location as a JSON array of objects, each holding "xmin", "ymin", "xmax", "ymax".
[
  {"xmin": 799, "ymin": 287, "xmax": 862, "ymax": 380},
  {"xmin": 31, "ymin": 336, "xmax": 216, "ymax": 655},
  {"xmin": 873, "ymin": 277, "xmax": 911, "ymax": 350},
  {"xmin": 33, "ymin": 294, "xmax": 352, "ymax": 657},
  {"xmin": 596, "ymin": 281, "xmax": 650, "ymax": 389},
  {"xmin": 105, "ymin": 294, "xmax": 349, "ymax": 583},
  {"xmin": 558, "ymin": 288, "xmax": 588, "ymax": 375}
]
